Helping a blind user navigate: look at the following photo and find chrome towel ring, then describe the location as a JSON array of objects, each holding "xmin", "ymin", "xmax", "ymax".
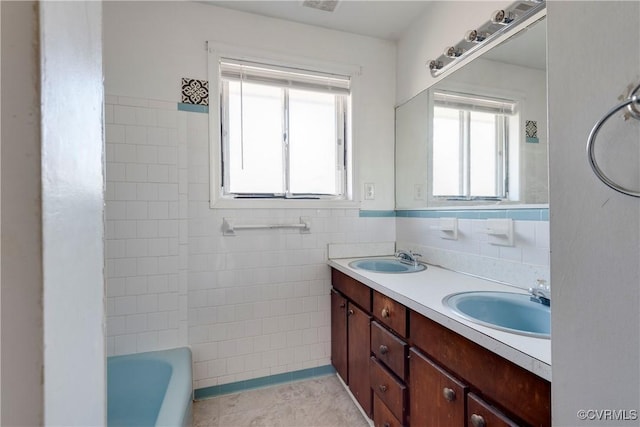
[{"xmin": 586, "ymin": 83, "xmax": 640, "ymax": 198}]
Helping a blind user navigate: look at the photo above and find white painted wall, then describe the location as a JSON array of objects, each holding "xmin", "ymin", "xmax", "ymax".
[
  {"xmin": 547, "ymin": 2, "xmax": 640, "ymax": 425},
  {"xmin": 0, "ymin": 2, "xmax": 44, "ymax": 425},
  {"xmin": 104, "ymin": 1, "xmax": 396, "ymax": 210},
  {"xmin": 40, "ymin": 1, "xmax": 105, "ymax": 425}
]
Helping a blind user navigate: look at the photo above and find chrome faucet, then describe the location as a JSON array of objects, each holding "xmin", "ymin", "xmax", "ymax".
[
  {"xmin": 529, "ymin": 280, "xmax": 551, "ymax": 306},
  {"xmin": 395, "ymin": 249, "xmax": 422, "ymax": 267}
]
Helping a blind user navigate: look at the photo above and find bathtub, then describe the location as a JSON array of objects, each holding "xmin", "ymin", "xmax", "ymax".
[{"xmin": 107, "ymin": 347, "xmax": 193, "ymax": 427}]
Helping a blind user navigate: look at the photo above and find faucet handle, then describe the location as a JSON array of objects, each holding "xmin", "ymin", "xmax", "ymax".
[
  {"xmin": 529, "ymin": 279, "xmax": 551, "ymax": 306},
  {"xmin": 536, "ymin": 279, "xmax": 550, "ymax": 292},
  {"xmin": 411, "ymin": 251, "xmax": 422, "ymax": 258}
]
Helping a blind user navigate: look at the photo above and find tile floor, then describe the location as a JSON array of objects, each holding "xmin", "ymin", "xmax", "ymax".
[{"xmin": 193, "ymin": 375, "xmax": 370, "ymax": 427}]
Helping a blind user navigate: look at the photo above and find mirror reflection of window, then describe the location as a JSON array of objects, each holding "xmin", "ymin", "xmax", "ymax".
[{"xmin": 432, "ymin": 91, "xmax": 517, "ymax": 200}]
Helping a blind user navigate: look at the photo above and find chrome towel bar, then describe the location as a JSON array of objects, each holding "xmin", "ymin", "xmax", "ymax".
[{"xmin": 586, "ymin": 82, "xmax": 640, "ymax": 198}]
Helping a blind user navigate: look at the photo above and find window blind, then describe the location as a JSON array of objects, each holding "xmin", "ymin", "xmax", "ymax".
[
  {"xmin": 434, "ymin": 90, "xmax": 517, "ymax": 114},
  {"xmin": 220, "ymin": 58, "xmax": 351, "ymax": 95}
]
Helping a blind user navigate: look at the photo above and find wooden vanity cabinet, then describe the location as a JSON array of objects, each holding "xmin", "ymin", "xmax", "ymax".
[
  {"xmin": 331, "ymin": 270, "xmax": 372, "ymax": 417},
  {"xmin": 410, "ymin": 311, "xmax": 551, "ymax": 427},
  {"xmin": 331, "ymin": 268, "xmax": 550, "ymax": 427}
]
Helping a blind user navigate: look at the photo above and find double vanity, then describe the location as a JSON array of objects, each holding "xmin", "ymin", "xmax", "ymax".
[{"xmin": 328, "ymin": 255, "xmax": 551, "ymax": 427}]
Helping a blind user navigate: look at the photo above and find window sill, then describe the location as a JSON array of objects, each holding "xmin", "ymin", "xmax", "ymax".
[{"xmin": 210, "ymin": 198, "xmax": 361, "ymax": 210}]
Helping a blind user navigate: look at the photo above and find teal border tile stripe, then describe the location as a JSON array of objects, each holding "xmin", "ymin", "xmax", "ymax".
[
  {"xmin": 359, "ymin": 210, "xmax": 396, "ymax": 217},
  {"xmin": 194, "ymin": 365, "xmax": 336, "ymax": 400},
  {"xmin": 361, "ymin": 209, "xmax": 548, "ymax": 221},
  {"xmin": 177, "ymin": 103, "xmax": 209, "ymax": 114}
]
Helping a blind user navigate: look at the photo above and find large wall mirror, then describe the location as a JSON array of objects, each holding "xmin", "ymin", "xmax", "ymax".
[{"xmin": 396, "ymin": 17, "xmax": 547, "ymax": 209}]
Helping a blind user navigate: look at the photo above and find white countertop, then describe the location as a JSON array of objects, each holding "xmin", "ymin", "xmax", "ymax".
[{"xmin": 328, "ymin": 257, "xmax": 552, "ymax": 382}]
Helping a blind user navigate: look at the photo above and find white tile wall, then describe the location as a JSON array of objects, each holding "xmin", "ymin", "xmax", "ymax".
[
  {"xmin": 104, "ymin": 95, "xmax": 396, "ymax": 390},
  {"xmin": 396, "ymin": 217, "xmax": 550, "ymax": 289},
  {"xmin": 185, "ymin": 111, "xmax": 395, "ymax": 389},
  {"xmin": 105, "ymin": 96, "xmax": 188, "ymax": 356},
  {"xmin": 105, "ymin": 97, "xmax": 548, "ymax": 389}
]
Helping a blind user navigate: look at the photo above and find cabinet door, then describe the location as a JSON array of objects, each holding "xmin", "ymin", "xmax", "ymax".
[
  {"xmin": 348, "ymin": 302, "xmax": 372, "ymax": 417},
  {"xmin": 331, "ymin": 290, "xmax": 348, "ymax": 382},
  {"xmin": 467, "ymin": 393, "xmax": 519, "ymax": 427},
  {"xmin": 409, "ymin": 347, "xmax": 467, "ymax": 427}
]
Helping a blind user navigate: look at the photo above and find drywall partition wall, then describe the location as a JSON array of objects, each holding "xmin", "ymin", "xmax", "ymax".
[
  {"xmin": 40, "ymin": 1, "xmax": 105, "ymax": 425},
  {"xmin": 0, "ymin": 2, "xmax": 44, "ymax": 425},
  {"xmin": 548, "ymin": 2, "xmax": 640, "ymax": 425},
  {"xmin": 396, "ymin": 0, "xmax": 510, "ymax": 105},
  {"xmin": 103, "ymin": 1, "xmax": 396, "ymax": 210},
  {"xmin": 103, "ymin": 1, "xmax": 397, "ymax": 388}
]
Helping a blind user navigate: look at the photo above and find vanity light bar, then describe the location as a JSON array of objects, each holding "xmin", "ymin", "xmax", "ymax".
[{"xmin": 427, "ymin": 0, "xmax": 546, "ymax": 77}]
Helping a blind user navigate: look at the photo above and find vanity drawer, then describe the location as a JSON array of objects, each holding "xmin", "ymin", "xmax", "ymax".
[
  {"xmin": 332, "ymin": 268, "xmax": 371, "ymax": 312},
  {"xmin": 373, "ymin": 291, "xmax": 407, "ymax": 337},
  {"xmin": 373, "ymin": 393, "xmax": 404, "ymax": 427},
  {"xmin": 370, "ymin": 356, "xmax": 406, "ymax": 422},
  {"xmin": 467, "ymin": 392, "xmax": 519, "ymax": 427},
  {"xmin": 371, "ymin": 321, "xmax": 408, "ymax": 380}
]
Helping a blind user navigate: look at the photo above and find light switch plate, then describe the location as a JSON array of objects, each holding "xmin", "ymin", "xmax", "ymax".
[{"xmin": 364, "ymin": 183, "xmax": 375, "ymax": 200}]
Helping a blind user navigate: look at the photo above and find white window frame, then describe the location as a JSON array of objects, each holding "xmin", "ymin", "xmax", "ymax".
[
  {"xmin": 207, "ymin": 42, "xmax": 359, "ymax": 209},
  {"xmin": 427, "ymin": 87, "xmax": 522, "ymax": 206}
]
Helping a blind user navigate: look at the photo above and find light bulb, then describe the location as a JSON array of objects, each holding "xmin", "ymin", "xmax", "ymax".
[
  {"xmin": 464, "ymin": 29, "xmax": 487, "ymax": 43},
  {"xmin": 491, "ymin": 9, "xmax": 515, "ymax": 24},
  {"xmin": 444, "ymin": 46, "xmax": 463, "ymax": 58},
  {"xmin": 427, "ymin": 60, "xmax": 443, "ymax": 71}
]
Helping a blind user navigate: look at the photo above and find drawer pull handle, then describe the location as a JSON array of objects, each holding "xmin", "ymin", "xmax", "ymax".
[
  {"xmin": 383, "ymin": 423, "xmax": 391, "ymax": 427},
  {"xmin": 470, "ymin": 414, "xmax": 486, "ymax": 427},
  {"xmin": 379, "ymin": 345, "xmax": 389, "ymax": 355},
  {"xmin": 378, "ymin": 384, "xmax": 388, "ymax": 393},
  {"xmin": 442, "ymin": 387, "xmax": 456, "ymax": 402},
  {"xmin": 381, "ymin": 307, "xmax": 390, "ymax": 318},
  {"xmin": 339, "ymin": 302, "xmax": 345, "ymax": 308},
  {"xmin": 348, "ymin": 309, "xmax": 354, "ymax": 316}
]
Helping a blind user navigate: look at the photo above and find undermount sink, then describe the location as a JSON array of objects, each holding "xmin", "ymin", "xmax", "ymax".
[
  {"xmin": 443, "ymin": 291, "xmax": 550, "ymax": 339},
  {"xmin": 348, "ymin": 258, "xmax": 426, "ymax": 273}
]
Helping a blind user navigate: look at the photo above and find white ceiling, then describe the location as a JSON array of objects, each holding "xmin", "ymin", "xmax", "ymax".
[{"xmin": 201, "ymin": 1, "xmax": 434, "ymax": 41}]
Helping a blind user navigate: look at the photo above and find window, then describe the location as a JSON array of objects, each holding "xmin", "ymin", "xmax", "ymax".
[
  {"xmin": 431, "ymin": 91, "xmax": 517, "ymax": 200},
  {"xmin": 218, "ymin": 58, "xmax": 350, "ymax": 199}
]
